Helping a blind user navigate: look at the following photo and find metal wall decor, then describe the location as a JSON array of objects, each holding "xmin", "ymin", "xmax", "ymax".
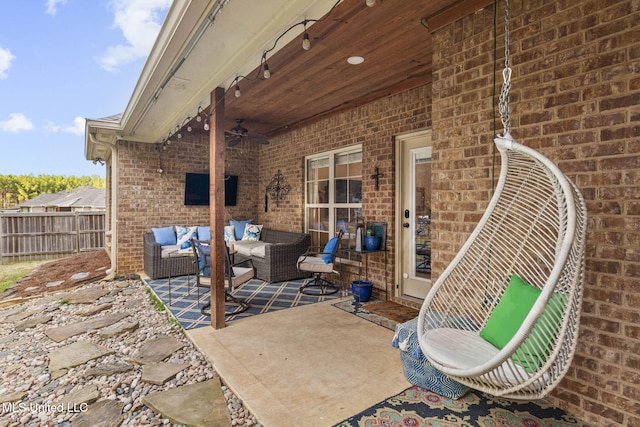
[
  {"xmin": 370, "ymin": 166, "xmax": 384, "ymax": 191},
  {"xmin": 266, "ymin": 169, "xmax": 291, "ymax": 208}
]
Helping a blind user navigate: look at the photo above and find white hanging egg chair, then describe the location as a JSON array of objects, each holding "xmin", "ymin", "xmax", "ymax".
[
  {"xmin": 417, "ymin": 0, "xmax": 586, "ymax": 399},
  {"xmin": 417, "ymin": 132, "xmax": 587, "ymax": 399}
]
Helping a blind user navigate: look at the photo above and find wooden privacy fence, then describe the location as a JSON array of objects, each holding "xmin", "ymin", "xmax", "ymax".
[{"xmin": 0, "ymin": 212, "xmax": 105, "ymax": 265}]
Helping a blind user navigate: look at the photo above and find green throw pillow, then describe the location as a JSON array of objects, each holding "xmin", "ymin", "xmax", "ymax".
[
  {"xmin": 479, "ymin": 274, "xmax": 541, "ymax": 349},
  {"xmin": 511, "ymin": 293, "xmax": 567, "ymax": 372}
]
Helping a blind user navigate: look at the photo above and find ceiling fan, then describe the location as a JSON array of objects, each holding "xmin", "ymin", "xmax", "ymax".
[{"xmin": 225, "ymin": 119, "xmax": 269, "ymax": 147}]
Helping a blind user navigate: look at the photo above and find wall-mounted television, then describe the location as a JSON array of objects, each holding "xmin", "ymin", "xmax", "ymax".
[{"xmin": 184, "ymin": 173, "xmax": 238, "ymax": 206}]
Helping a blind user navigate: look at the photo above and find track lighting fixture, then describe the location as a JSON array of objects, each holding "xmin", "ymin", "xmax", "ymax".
[
  {"xmin": 219, "ymin": 1, "xmax": 342, "ymax": 102},
  {"xmin": 212, "ymin": 1, "xmax": 344, "ymax": 128}
]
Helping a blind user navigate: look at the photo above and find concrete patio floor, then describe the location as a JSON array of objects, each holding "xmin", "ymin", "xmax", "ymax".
[{"xmin": 187, "ymin": 297, "xmax": 410, "ymax": 427}]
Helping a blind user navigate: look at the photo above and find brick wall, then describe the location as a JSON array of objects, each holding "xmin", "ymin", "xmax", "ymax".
[
  {"xmin": 113, "ymin": 85, "xmax": 432, "ymax": 294},
  {"xmin": 431, "ymin": 1, "xmax": 639, "ymax": 425},
  {"xmin": 114, "ymin": 133, "xmax": 259, "ymax": 273},
  {"xmin": 255, "ymin": 84, "xmax": 432, "ymax": 298}
]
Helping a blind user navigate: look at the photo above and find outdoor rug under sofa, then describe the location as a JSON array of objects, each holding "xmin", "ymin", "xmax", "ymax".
[{"xmin": 146, "ymin": 275, "xmax": 346, "ymax": 329}]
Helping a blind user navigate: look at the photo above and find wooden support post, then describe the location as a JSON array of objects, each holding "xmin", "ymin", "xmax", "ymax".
[{"xmin": 210, "ymin": 87, "xmax": 226, "ymax": 329}]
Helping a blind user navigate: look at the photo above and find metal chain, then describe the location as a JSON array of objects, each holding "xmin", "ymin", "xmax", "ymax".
[{"xmin": 498, "ymin": 0, "xmax": 511, "ymax": 135}]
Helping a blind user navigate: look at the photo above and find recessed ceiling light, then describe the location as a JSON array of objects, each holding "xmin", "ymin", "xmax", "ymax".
[{"xmin": 347, "ymin": 56, "xmax": 365, "ymax": 65}]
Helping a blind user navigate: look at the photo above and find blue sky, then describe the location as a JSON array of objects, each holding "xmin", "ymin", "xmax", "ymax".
[{"xmin": 0, "ymin": 0, "xmax": 171, "ymax": 177}]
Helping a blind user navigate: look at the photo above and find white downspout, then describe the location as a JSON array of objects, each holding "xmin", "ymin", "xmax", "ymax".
[
  {"xmin": 90, "ymin": 134, "xmax": 118, "ymax": 276},
  {"xmin": 107, "ymin": 144, "xmax": 118, "ymax": 276}
]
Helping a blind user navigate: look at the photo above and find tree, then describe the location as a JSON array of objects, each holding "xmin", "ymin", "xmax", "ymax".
[{"xmin": 0, "ymin": 174, "xmax": 106, "ymax": 209}]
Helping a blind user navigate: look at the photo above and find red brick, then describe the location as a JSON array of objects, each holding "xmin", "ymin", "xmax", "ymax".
[{"xmin": 600, "ymin": 93, "xmax": 640, "ymax": 111}]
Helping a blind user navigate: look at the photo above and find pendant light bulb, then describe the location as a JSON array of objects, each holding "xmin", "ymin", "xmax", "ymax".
[
  {"xmin": 302, "ymin": 32, "xmax": 311, "ymax": 50},
  {"xmin": 235, "ymin": 84, "xmax": 241, "ymax": 98},
  {"xmin": 177, "ymin": 131, "xmax": 182, "ymax": 139},
  {"xmin": 187, "ymin": 124, "xmax": 192, "ymax": 132},
  {"xmin": 263, "ymin": 63, "xmax": 271, "ymax": 79},
  {"xmin": 204, "ymin": 119, "xmax": 210, "ymax": 131},
  {"xmin": 196, "ymin": 115, "xmax": 202, "ymax": 123}
]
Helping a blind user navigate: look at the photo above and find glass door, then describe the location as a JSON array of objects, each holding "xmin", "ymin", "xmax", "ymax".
[{"xmin": 396, "ymin": 130, "xmax": 432, "ymax": 300}]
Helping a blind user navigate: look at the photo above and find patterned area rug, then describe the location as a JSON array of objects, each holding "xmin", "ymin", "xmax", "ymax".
[
  {"xmin": 334, "ymin": 386, "xmax": 590, "ymax": 427},
  {"xmin": 146, "ymin": 276, "xmax": 346, "ymax": 329}
]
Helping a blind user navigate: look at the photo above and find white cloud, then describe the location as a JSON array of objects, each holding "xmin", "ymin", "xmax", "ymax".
[
  {"xmin": 45, "ymin": 117, "xmax": 86, "ymax": 136},
  {"xmin": 98, "ymin": 0, "xmax": 171, "ymax": 72},
  {"xmin": 0, "ymin": 46, "xmax": 15, "ymax": 79},
  {"xmin": 0, "ymin": 113, "xmax": 34, "ymax": 132},
  {"xmin": 45, "ymin": 0, "xmax": 68, "ymax": 16}
]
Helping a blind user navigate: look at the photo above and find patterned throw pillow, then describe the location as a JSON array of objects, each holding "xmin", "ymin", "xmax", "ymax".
[
  {"xmin": 176, "ymin": 226, "xmax": 198, "ymax": 249},
  {"xmin": 242, "ymin": 224, "xmax": 263, "ymax": 241},
  {"xmin": 224, "ymin": 225, "xmax": 236, "ymax": 242}
]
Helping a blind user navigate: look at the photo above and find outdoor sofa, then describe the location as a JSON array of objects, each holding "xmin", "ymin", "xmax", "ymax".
[
  {"xmin": 231, "ymin": 228, "xmax": 311, "ymax": 283},
  {"xmin": 144, "ymin": 226, "xmax": 311, "ymax": 283},
  {"xmin": 143, "ymin": 230, "xmax": 199, "ymax": 280}
]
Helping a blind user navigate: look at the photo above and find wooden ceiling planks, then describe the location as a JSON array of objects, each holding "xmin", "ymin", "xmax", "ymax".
[{"xmin": 221, "ymin": 0, "xmax": 485, "ymax": 136}]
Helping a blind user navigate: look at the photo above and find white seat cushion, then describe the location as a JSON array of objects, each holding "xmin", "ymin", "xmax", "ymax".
[
  {"xmin": 421, "ymin": 328, "xmax": 547, "ymax": 387},
  {"xmin": 233, "ymin": 240, "xmax": 266, "ymax": 258},
  {"xmin": 161, "ymin": 245, "xmax": 181, "ymax": 258},
  {"xmin": 297, "ymin": 255, "xmax": 334, "ymax": 273},
  {"xmin": 249, "ymin": 243, "xmax": 271, "ymax": 258},
  {"xmin": 422, "ymin": 328, "xmax": 498, "ymax": 370},
  {"xmin": 228, "ymin": 266, "xmax": 254, "ymax": 288}
]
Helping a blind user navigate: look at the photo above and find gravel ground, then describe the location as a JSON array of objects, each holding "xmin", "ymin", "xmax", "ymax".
[{"xmin": 0, "ymin": 279, "xmax": 261, "ymax": 427}]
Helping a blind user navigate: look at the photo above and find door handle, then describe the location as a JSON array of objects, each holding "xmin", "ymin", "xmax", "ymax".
[{"xmin": 403, "ymin": 223, "xmax": 410, "ymax": 228}]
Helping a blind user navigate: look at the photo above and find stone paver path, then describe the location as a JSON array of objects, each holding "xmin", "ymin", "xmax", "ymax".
[
  {"xmin": 48, "ymin": 341, "xmax": 114, "ymax": 372},
  {"xmin": 45, "ymin": 312, "xmax": 129, "ymax": 342},
  {"xmin": 98, "ymin": 319, "xmax": 139, "ymax": 338},
  {"xmin": 62, "ymin": 286, "xmax": 111, "ymax": 304},
  {"xmin": 132, "ymin": 336, "xmax": 185, "ymax": 364},
  {"xmin": 143, "ymin": 379, "xmax": 231, "ymax": 426},
  {"xmin": 0, "ymin": 280, "xmax": 240, "ymax": 426},
  {"xmin": 14, "ymin": 314, "xmax": 52, "ymax": 331},
  {"xmin": 72, "ymin": 399, "xmax": 125, "ymax": 427},
  {"xmin": 76, "ymin": 302, "xmax": 112, "ymax": 316},
  {"xmin": 142, "ymin": 362, "xmax": 190, "ymax": 385},
  {"xmin": 57, "ymin": 385, "xmax": 100, "ymax": 409}
]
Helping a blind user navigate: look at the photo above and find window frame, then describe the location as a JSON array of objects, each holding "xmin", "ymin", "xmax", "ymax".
[{"xmin": 304, "ymin": 144, "xmax": 363, "ymax": 251}]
